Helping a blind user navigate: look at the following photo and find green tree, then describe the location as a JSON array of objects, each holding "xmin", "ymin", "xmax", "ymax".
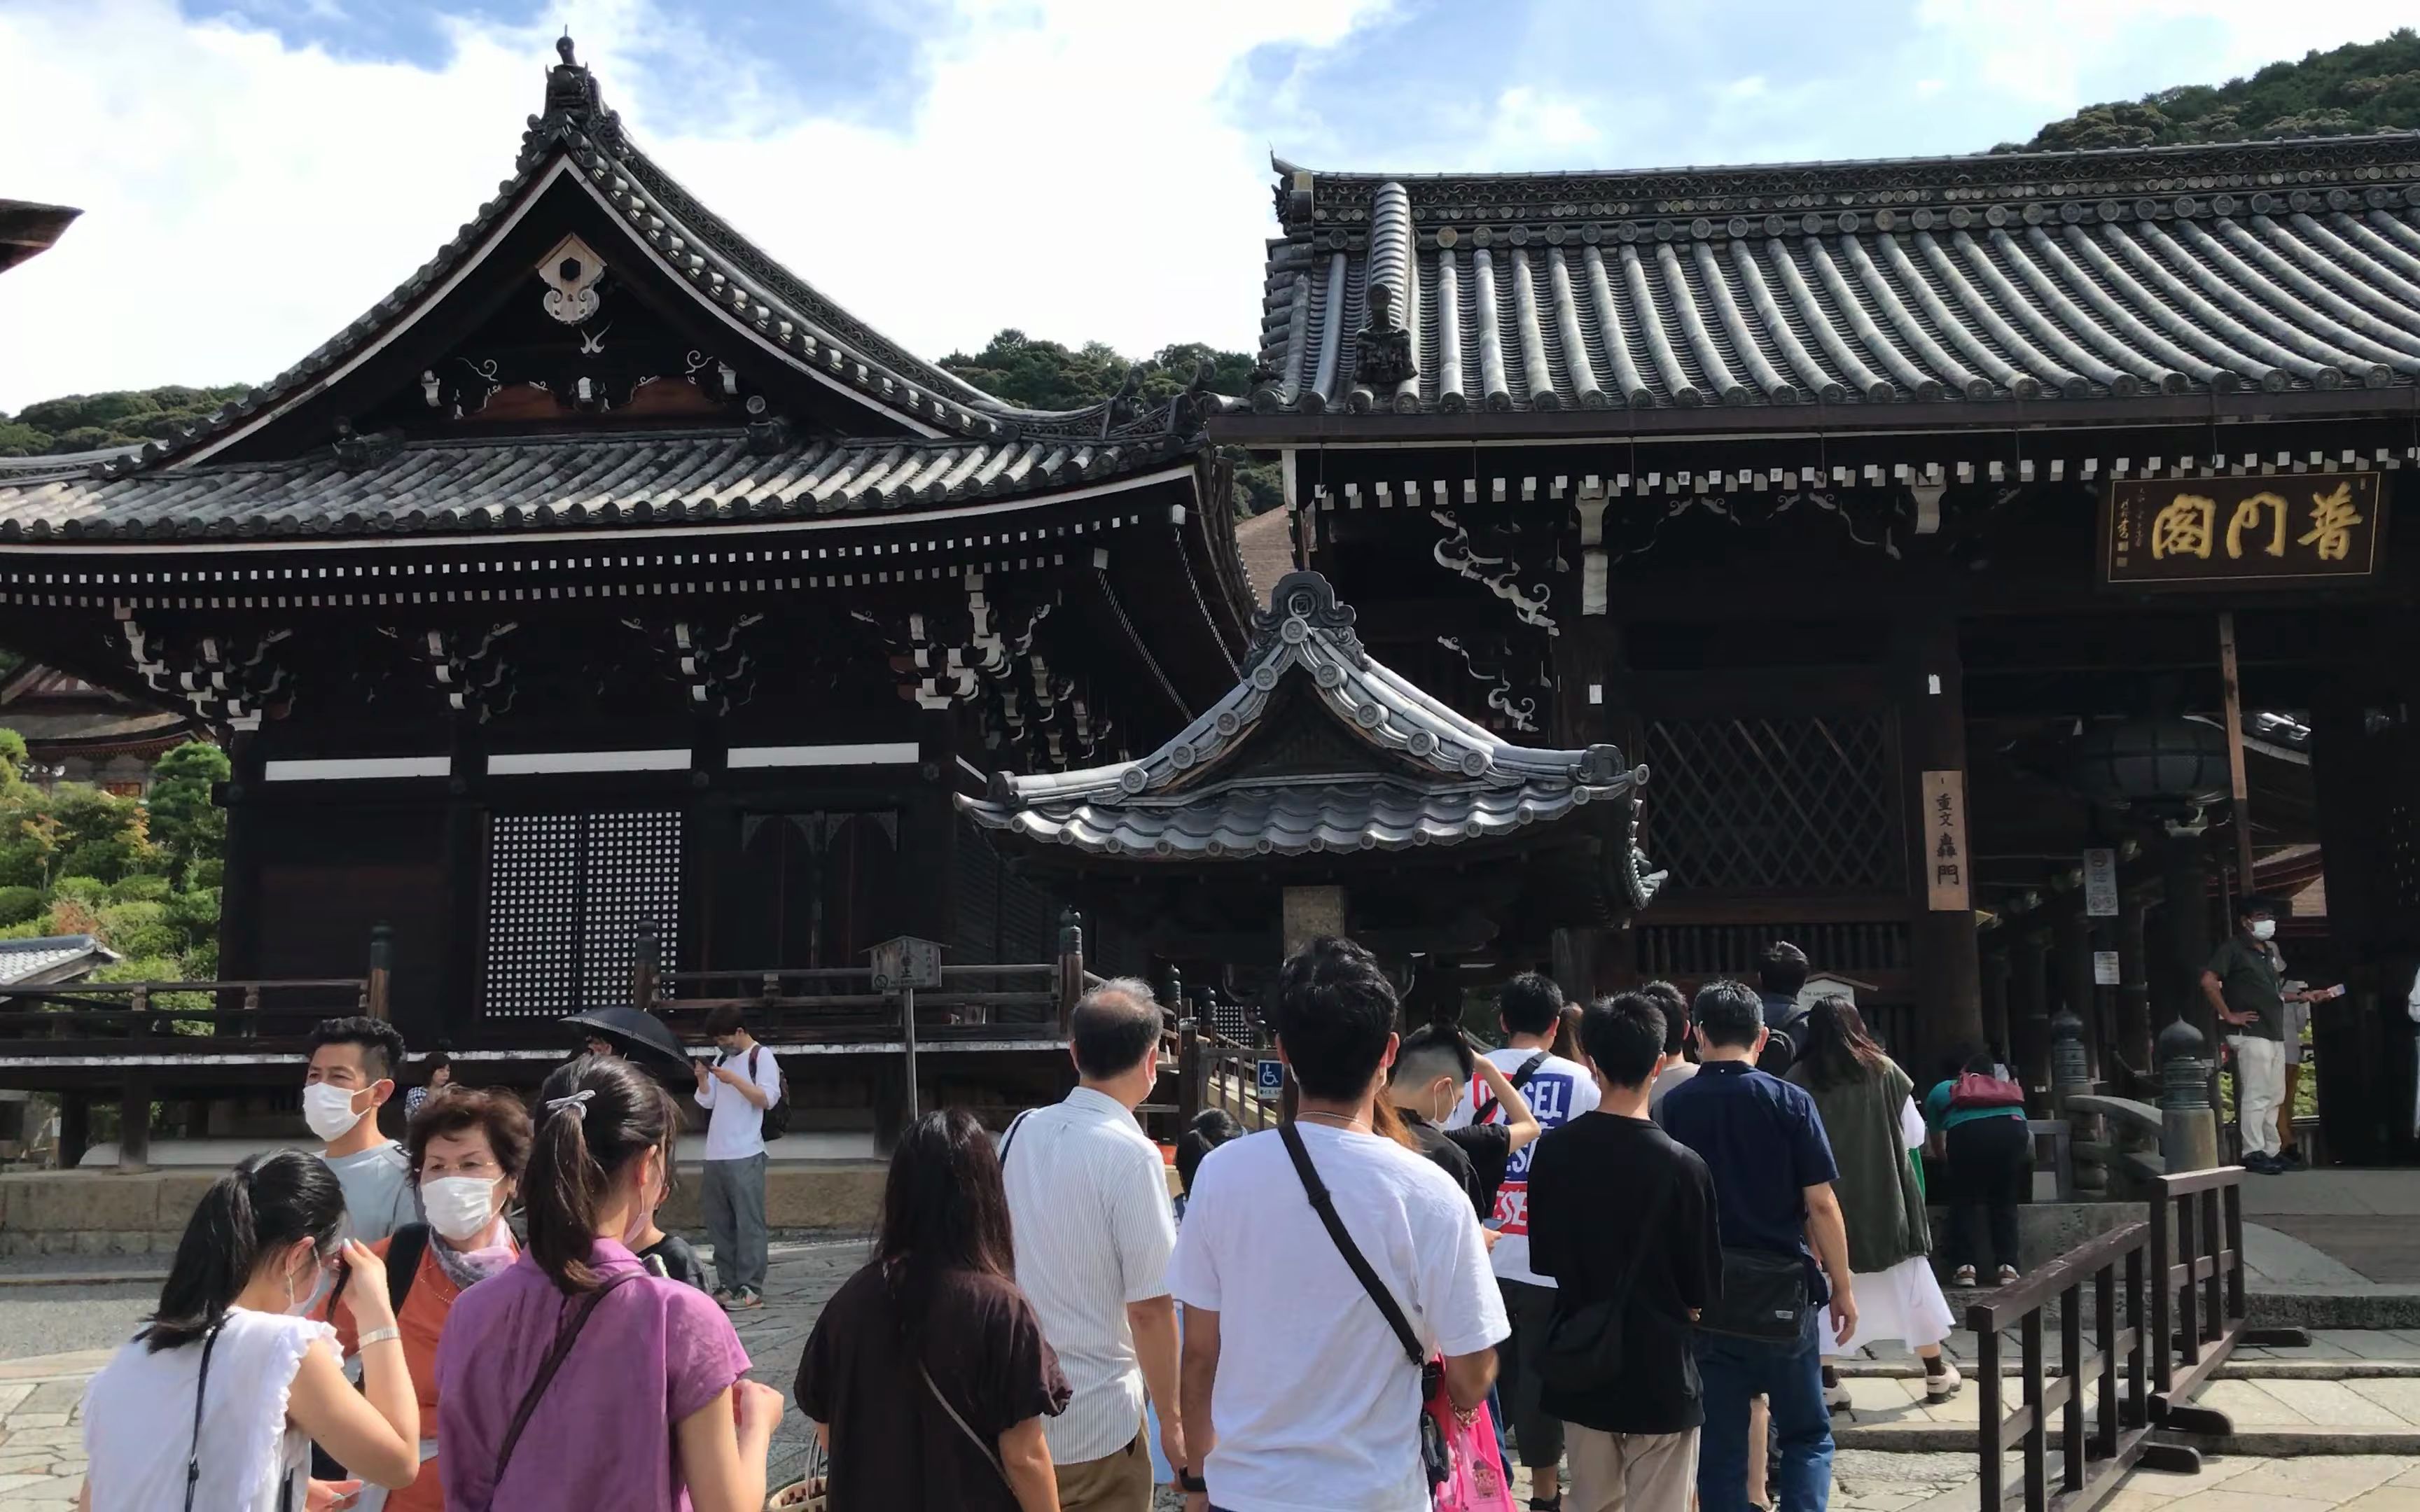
[
  {"xmin": 0, "ymin": 383, "xmax": 249, "ymax": 457},
  {"xmin": 2008, "ymin": 29, "xmax": 2420, "ymax": 150},
  {"xmin": 146, "ymin": 742, "xmax": 229, "ymax": 885}
]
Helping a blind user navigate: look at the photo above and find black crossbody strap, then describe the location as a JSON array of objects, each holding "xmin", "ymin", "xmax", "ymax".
[
  {"xmin": 1279, "ymin": 1123, "xmax": 1424, "ymax": 1368},
  {"xmin": 998, "ymin": 1110, "xmax": 1034, "ymax": 1168},
  {"xmin": 494, "ymin": 1270, "xmax": 642, "ymax": 1483},
  {"xmin": 183, "ymin": 1316, "xmax": 228, "ymax": 1512},
  {"xmin": 1473, "ymin": 1050, "xmax": 1551, "ymax": 1128}
]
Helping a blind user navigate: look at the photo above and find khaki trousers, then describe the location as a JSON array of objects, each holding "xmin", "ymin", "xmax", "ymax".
[
  {"xmin": 1568, "ymin": 1424, "xmax": 1700, "ymax": 1512},
  {"xmin": 1054, "ymin": 1420, "xmax": 1154, "ymax": 1512}
]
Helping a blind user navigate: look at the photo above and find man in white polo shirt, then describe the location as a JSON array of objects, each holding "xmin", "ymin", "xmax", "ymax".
[
  {"xmin": 1001, "ymin": 979, "xmax": 1182, "ymax": 1512},
  {"xmin": 693, "ymin": 1004, "xmax": 781, "ymax": 1310}
]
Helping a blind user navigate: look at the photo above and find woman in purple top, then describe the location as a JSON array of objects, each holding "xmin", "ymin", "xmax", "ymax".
[{"xmin": 436, "ymin": 1056, "xmax": 784, "ymax": 1512}]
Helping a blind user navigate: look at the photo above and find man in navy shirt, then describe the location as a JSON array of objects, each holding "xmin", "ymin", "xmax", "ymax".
[{"xmin": 1660, "ymin": 980, "xmax": 1856, "ymax": 1512}]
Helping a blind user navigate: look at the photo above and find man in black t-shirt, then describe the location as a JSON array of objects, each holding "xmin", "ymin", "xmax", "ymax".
[
  {"xmin": 1388, "ymin": 1023, "xmax": 1540, "ymax": 1224},
  {"xmin": 1530, "ymin": 992, "xmax": 1722, "ymax": 1512}
]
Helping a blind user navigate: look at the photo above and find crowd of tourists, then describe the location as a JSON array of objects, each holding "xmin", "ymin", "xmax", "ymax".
[{"xmin": 70, "ymin": 936, "xmax": 2040, "ymax": 1512}]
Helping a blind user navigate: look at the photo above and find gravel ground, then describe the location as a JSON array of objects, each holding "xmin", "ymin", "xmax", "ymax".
[{"xmin": 0, "ymin": 1283, "xmax": 152, "ymax": 1361}]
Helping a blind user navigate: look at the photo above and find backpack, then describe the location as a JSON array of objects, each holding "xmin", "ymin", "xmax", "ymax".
[{"xmin": 743, "ymin": 1045, "xmax": 791, "ymax": 1142}]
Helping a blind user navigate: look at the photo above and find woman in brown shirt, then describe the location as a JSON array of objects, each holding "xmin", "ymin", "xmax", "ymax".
[{"xmin": 796, "ymin": 1110, "xmax": 1071, "ymax": 1511}]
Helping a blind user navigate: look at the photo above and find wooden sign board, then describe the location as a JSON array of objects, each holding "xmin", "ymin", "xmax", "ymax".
[
  {"xmin": 1923, "ymin": 771, "xmax": 1970, "ymax": 912},
  {"xmin": 2102, "ymin": 472, "xmax": 2384, "ymax": 589},
  {"xmin": 869, "ymin": 935, "xmax": 943, "ymax": 993},
  {"xmin": 2082, "ymin": 848, "xmax": 2119, "ymax": 918}
]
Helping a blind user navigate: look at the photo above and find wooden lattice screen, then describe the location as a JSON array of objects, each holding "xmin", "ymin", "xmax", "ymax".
[
  {"xmin": 483, "ymin": 811, "xmax": 681, "ymax": 1018},
  {"xmin": 1638, "ymin": 713, "xmax": 1904, "ymax": 893}
]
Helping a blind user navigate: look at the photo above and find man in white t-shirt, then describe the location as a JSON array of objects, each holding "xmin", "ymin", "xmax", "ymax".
[
  {"xmin": 693, "ymin": 1006, "xmax": 782, "ymax": 1310},
  {"xmin": 1445, "ymin": 972, "xmax": 1599, "ymax": 1509},
  {"xmin": 1169, "ymin": 937, "xmax": 1506, "ymax": 1512}
]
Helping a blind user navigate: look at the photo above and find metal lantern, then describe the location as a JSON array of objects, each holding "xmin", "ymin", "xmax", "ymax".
[{"xmin": 2071, "ymin": 718, "xmax": 2231, "ymax": 825}]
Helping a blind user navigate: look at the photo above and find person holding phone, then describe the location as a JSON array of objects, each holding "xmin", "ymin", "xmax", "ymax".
[{"xmin": 2203, "ymin": 897, "xmax": 2326, "ymax": 1175}]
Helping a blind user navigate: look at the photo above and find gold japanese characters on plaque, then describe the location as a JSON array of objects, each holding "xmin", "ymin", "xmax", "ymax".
[{"xmin": 2101, "ymin": 472, "xmax": 2384, "ymax": 588}]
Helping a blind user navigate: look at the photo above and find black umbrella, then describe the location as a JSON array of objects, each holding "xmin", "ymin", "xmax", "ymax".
[{"xmin": 562, "ymin": 1004, "xmax": 695, "ymax": 1085}]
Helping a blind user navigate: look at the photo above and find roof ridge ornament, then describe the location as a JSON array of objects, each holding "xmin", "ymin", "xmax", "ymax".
[{"xmin": 538, "ymin": 29, "xmax": 619, "ymax": 151}]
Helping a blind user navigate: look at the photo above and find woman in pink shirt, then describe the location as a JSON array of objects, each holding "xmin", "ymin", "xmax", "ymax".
[{"xmin": 436, "ymin": 1055, "xmax": 784, "ymax": 1511}]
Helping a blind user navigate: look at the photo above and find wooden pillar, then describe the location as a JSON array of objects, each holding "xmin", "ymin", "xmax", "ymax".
[
  {"xmin": 365, "ymin": 923, "xmax": 393, "ymax": 1023},
  {"xmin": 1975, "ymin": 945, "xmax": 2009, "ymax": 1066},
  {"xmin": 2115, "ymin": 887, "xmax": 2154, "ymax": 1085},
  {"xmin": 2053, "ymin": 902, "xmax": 2099, "ymax": 1082},
  {"xmin": 683, "ymin": 711, "xmax": 734, "ymax": 975},
  {"xmin": 438, "ymin": 716, "xmax": 487, "ymax": 1049},
  {"xmin": 2010, "ymin": 930, "xmax": 2050, "ymax": 1088},
  {"xmin": 215, "ymin": 731, "xmax": 266, "ymax": 980},
  {"xmin": 57, "ymin": 1092, "xmax": 90, "ymax": 1171},
  {"xmin": 1898, "ymin": 612, "xmax": 1984, "ymax": 1065},
  {"xmin": 2159, "ymin": 829, "xmax": 2222, "ymax": 1114},
  {"xmin": 117, "ymin": 1071, "xmax": 152, "ymax": 1173}
]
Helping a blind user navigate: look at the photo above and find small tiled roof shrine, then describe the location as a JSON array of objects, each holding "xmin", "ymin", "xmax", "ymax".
[{"xmin": 960, "ymin": 570, "xmax": 1664, "ymax": 911}]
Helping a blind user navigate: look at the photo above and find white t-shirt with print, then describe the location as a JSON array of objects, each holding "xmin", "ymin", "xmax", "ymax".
[
  {"xmin": 695, "ymin": 1044, "xmax": 784, "ymax": 1161},
  {"xmin": 1166, "ymin": 1122, "xmax": 1508, "ymax": 1512},
  {"xmin": 1444, "ymin": 1047, "xmax": 1600, "ymax": 1288}
]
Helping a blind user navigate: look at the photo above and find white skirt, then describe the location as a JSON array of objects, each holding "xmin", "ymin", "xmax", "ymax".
[{"xmin": 1835, "ymin": 1254, "xmax": 1957, "ymax": 1354}]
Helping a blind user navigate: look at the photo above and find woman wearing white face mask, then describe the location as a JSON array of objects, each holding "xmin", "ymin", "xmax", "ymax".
[
  {"xmin": 79, "ymin": 1149, "xmax": 422, "ymax": 1511},
  {"xmin": 329, "ymin": 1088, "xmax": 533, "ymax": 1512}
]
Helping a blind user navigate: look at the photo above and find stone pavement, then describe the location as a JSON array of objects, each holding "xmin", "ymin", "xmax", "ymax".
[
  {"xmin": 2241, "ymin": 1170, "xmax": 2420, "ymax": 1290},
  {"xmin": 15, "ymin": 1233, "xmax": 2420, "ymax": 1506}
]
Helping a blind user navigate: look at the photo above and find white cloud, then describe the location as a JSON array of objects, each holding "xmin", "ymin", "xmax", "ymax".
[{"xmin": 0, "ymin": 0, "xmax": 1389, "ymax": 413}]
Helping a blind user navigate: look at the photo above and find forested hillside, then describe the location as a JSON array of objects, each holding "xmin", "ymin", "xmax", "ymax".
[{"xmin": 2008, "ymin": 29, "xmax": 2420, "ymax": 151}]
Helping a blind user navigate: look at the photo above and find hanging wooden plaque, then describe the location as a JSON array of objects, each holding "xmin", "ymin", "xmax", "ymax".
[
  {"xmin": 1923, "ymin": 770, "xmax": 1970, "ymax": 912},
  {"xmin": 2101, "ymin": 472, "xmax": 2384, "ymax": 589}
]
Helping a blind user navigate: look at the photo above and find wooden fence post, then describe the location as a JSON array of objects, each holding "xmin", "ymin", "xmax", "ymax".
[
  {"xmin": 1178, "ymin": 1018, "xmax": 1202, "ymax": 1126},
  {"xmin": 632, "ymin": 920, "xmax": 661, "ymax": 1011},
  {"xmin": 366, "ymin": 922, "xmax": 394, "ymax": 1022},
  {"xmin": 1056, "ymin": 908, "xmax": 1085, "ymax": 1034}
]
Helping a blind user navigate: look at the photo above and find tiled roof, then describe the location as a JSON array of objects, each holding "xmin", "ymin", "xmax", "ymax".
[
  {"xmin": 1256, "ymin": 132, "xmax": 2420, "ymax": 415},
  {"xmin": 98, "ymin": 42, "xmax": 1224, "ymax": 477},
  {"xmin": 0, "ymin": 428, "xmax": 1190, "ymax": 542},
  {"xmin": 960, "ymin": 570, "xmax": 1664, "ymax": 906},
  {"xmin": 0, "ymin": 935, "xmax": 115, "ymax": 987}
]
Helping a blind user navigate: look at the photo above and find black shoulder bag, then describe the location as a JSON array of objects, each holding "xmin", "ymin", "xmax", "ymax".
[
  {"xmin": 1536, "ymin": 1180, "xmax": 1673, "ymax": 1392},
  {"xmin": 1279, "ymin": 1123, "xmax": 1452, "ymax": 1491},
  {"xmin": 1471, "ymin": 1051, "xmax": 1550, "ymax": 1127},
  {"xmin": 186, "ymin": 1316, "xmax": 298, "ymax": 1512},
  {"xmin": 492, "ymin": 1270, "xmax": 643, "ymax": 1485}
]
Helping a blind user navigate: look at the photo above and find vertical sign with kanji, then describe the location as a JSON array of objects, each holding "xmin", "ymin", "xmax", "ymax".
[
  {"xmin": 2082, "ymin": 848, "xmax": 2120, "ymax": 918},
  {"xmin": 1923, "ymin": 771, "xmax": 1970, "ymax": 912}
]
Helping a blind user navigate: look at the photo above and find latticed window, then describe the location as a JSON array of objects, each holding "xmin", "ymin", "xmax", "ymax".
[
  {"xmin": 1639, "ymin": 714, "xmax": 1903, "ymax": 893},
  {"xmin": 484, "ymin": 811, "xmax": 681, "ymax": 1018}
]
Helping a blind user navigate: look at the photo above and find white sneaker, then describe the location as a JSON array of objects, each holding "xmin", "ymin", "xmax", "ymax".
[{"xmin": 1925, "ymin": 1362, "xmax": 1964, "ymax": 1399}]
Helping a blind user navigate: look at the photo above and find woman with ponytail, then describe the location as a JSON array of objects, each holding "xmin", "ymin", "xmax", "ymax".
[
  {"xmin": 79, "ymin": 1148, "xmax": 422, "ymax": 1510},
  {"xmin": 436, "ymin": 1054, "xmax": 780, "ymax": 1512}
]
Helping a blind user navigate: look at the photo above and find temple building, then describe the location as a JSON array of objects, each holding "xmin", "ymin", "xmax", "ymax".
[
  {"xmin": 6, "ymin": 41, "xmax": 2420, "ymax": 1161},
  {"xmin": 1218, "ymin": 136, "xmax": 2420, "ymax": 1161}
]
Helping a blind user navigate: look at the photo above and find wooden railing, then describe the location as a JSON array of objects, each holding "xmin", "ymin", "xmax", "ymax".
[
  {"xmin": 1967, "ymin": 1164, "xmax": 2300, "ymax": 1512},
  {"xmin": 1169, "ymin": 1018, "xmax": 1286, "ymax": 1137},
  {"xmin": 0, "ymin": 923, "xmax": 387, "ymax": 1059}
]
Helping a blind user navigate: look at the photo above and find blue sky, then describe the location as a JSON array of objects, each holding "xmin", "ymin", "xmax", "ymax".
[{"xmin": 1, "ymin": 0, "xmax": 2413, "ymax": 412}]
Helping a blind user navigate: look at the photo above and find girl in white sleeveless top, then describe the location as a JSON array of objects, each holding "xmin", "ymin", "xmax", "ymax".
[{"xmin": 79, "ymin": 1149, "xmax": 423, "ymax": 1511}]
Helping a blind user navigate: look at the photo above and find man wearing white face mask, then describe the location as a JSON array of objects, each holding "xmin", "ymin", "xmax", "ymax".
[
  {"xmin": 2202, "ymin": 899, "xmax": 2311, "ymax": 1175},
  {"xmin": 305, "ymin": 1017, "xmax": 420, "ymax": 1245}
]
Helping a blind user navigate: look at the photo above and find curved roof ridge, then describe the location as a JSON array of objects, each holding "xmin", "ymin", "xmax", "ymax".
[{"xmin": 96, "ymin": 38, "xmax": 1222, "ymax": 479}]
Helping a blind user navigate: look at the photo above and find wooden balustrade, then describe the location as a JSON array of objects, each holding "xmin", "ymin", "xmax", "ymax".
[{"xmin": 1966, "ymin": 1164, "xmax": 2304, "ymax": 1512}]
